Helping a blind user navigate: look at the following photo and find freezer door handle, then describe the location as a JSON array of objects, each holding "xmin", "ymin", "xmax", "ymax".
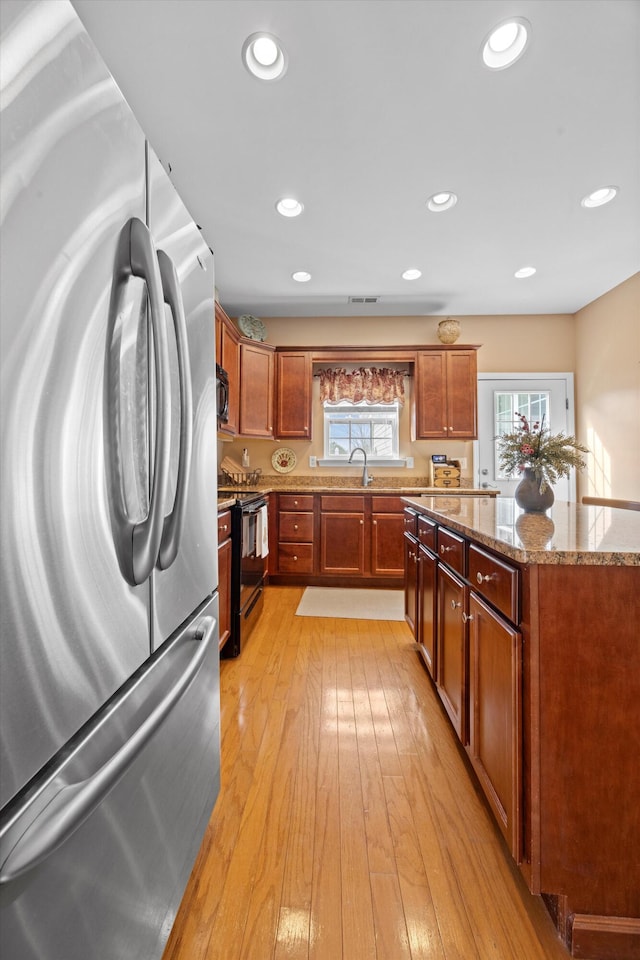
[
  {"xmin": 104, "ymin": 217, "xmax": 171, "ymax": 586},
  {"xmin": 0, "ymin": 615, "xmax": 216, "ymax": 885},
  {"xmin": 156, "ymin": 249, "xmax": 193, "ymax": 571}
]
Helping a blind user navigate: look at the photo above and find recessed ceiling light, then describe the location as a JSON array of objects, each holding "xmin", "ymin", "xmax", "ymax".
[
  {"xmin": 242, "ymin": 32, "xmax": 288, "ymax": 80},
  {"xmin": 276, "ymin": 197, "xmax": 303, "ymax": 218},
  {"xmin": 514, "ymin": 266, "xmax": 536, "ymax": 279},
  {"xmin": 402, "ymin": 268, "xmax": 422, "ymax": 280},
  {"xmin": 581, "ymin": 186, "xmax": 618, "ymax": 208},
  {"xmin": 292, "ymin": 271, "xmax": 311, "ymax": 282},
  {"xmin": 426, "ymin": 192, "xmax": 457, "ymax": 213},
  {"xmin": 482, "ymin": 18, "xmax": 530, "ymax": 70}
]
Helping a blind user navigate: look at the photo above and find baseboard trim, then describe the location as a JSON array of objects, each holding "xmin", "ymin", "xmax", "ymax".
[{"xmin": 571, "ymin": 914, "xmax": 640, "ymax": 959}]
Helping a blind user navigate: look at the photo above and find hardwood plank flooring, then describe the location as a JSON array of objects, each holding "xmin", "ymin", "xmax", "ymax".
[{"xmin": 163, "ymin": 586, "xmax": 569, "ymax": 960}]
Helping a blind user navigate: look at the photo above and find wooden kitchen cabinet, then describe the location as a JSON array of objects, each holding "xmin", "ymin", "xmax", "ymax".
[
  {"xmin": 239, "ymin": 340, "xmax": 275, "ymax": 437},
  {"xmin": 277, "ymin": 494, "xmax": 315, "ymax": 576},
  {"xmin": 320, "ymin": 495, "xmax": 366, "ymax": 575},
  {"xmin": 217, "ymin": 509, "xmax": 232, "ymax": 650},
  {"xmin": 436, "ymin": 562, "xmax": 468, "ymax": 743},
  {"xmin": 215, "ymin": 303, "xmax": 240, "ymax": 436},
  {"xmin": 417, "ymin": 540, "xmax": 437, "ymax": 680},
  {"xmin": 275, "ymin": 351, "xmax": 312, "ymax": 439},
  {"xmin": 468, "ymin": 591, "xmax": 522, "ymax": 860},
  {"xmin": 370, "ymin": 496, "xmax": 405, "ymax": 576},
  {"xmin": 414, "ymin": 347, "xmax": 478, "ymax": 439},
  {"xmin": 402, "ymin": 499, "xmax": 640, "ymax": 959}
]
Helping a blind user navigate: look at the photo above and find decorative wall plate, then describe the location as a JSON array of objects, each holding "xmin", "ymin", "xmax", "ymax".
[
  {"xmin": 272, "ymin": 447, "xmax": 297, "ymax": 473},
  {"xmin": 237, "ymin": 314, "xmax": 267, "ymax": 341}
]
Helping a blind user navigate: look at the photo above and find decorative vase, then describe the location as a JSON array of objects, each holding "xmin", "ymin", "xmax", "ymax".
[
  {"xmin": 437, "ymin": 317, "xmax": 461, "ymax": 344},
  {"xmin": 514, "ymin": 467, "xmax": 554, "ymax": 512}
]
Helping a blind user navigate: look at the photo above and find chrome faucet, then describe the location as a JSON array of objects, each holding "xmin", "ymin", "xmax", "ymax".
[{"xmin": 348, "ymin": 446, "xmax": 373, "ymax": 487}]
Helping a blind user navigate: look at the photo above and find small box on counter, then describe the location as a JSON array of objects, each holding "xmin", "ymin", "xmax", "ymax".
[{"xmin": 429, "ymin": 456, "xmax": 461, "ymax": 488}]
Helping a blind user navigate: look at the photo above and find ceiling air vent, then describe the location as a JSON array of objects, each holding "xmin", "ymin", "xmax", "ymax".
[{"xmin": 349, "ymin": 296, "xmax": 380, "ymax": 304}]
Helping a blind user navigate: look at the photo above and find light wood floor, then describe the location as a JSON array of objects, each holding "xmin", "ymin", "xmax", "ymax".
[{"xmin": 163, "ymin": 586, "xmax": 569, "ymax": 960}]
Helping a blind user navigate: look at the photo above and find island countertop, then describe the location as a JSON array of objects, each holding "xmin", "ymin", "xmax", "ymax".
[{"xmin": 402, "ymin": 495, "xmax": 640, "ymax": 566}]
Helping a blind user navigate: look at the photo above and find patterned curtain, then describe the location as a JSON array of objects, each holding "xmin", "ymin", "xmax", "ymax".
[{"xmin": 318, "ymin": 367, "xmax": 406, "ymax": 405}]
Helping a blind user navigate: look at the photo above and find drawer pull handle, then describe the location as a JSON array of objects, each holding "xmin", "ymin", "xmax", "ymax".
[
  {"xmin": 440, "ymin": 545, "xmax": 453, "ymax": 554},
  {"xmin": 476, "ymin": 572, "xmax": 494, "ymax": 584},
  {"xmin": 450, "ymin": 599, "xmax": 462, "ymax": 610},
  {"xmin": 462, "ymin": 612, "xmax": 474, "ymax": 624}
]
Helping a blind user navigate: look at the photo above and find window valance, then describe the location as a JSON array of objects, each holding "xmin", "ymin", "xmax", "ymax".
[{"xmin": 317, "ymin": 367, "xmax": 407, "ymax": 405}]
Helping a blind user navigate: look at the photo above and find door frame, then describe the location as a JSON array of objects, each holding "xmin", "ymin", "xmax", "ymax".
[{"xmin": 473, "ymin": 372, "xmax": 577, "ymax": 500}]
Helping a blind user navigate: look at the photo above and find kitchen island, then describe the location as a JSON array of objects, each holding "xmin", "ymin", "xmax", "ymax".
[{"xmin": 402, "ymin": 495, "xmax": 639, "ymax": 959}]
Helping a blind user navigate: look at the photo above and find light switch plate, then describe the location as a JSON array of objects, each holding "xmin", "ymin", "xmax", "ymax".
[
  {"xmin": 458, "ymin": 457, "xmax": 468, "ymax": 469},
  {"xmin": 309, "ymin": 456, "xmax": 317, "ymax": 468},
  {"xmin": 406, "ymin": 457, "xmax": 414, "ymax": 468}
]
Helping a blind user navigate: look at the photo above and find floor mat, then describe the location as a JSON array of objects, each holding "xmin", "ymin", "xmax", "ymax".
[{"xmin": 295, "ymin": 586, "xmax": 405, "ymax": 621}]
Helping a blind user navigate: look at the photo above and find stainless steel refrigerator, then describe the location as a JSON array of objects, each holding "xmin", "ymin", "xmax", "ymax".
[{"xmin": 0, "ymin": 2, "xmax": 220, "ymax": 957}]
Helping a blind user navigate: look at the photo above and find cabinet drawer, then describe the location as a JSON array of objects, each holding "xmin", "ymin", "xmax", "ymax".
[
  {"xmin": 371, "ymin": 496, "xmax": 404, "ymax": 513},
  {"xmin": 403, "ymin": 507, "xmax": 418, "ymax": 537},
  {"xmin": 437, "ymin": 526, "xmax": 465, "ymax": 576},
  {"xmin": 321, "ymin": 495, "xmax": 365, "ymax": 512},
  {"xmin": 280, "ymin": 512, "xmax": 314, "ymax": 542},
  {"xmin": 278, "ymin": 542, "xmax": 314, "ymax": 573},
  {"xmin": 280, "ymin": 494, "xmax": 313, "ymax": 511},
  {"xmin": 418, "ymin": 515, "xmax": 436, "ymax": 551},
  {"xmin": 217, "ymin": 510, "xmax": 232, "ymax": 542},
  {"xmin": 468, "ymin": 544, "xmax": 518, "ymax": 623}
]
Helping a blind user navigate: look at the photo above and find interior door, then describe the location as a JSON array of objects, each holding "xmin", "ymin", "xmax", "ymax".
[{"xmin": 475, "ymin": 374, "xmax": 576, "ymax": 500}]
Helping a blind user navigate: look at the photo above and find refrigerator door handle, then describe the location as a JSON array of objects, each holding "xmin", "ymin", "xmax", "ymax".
[
  {"xmin": 0, "ymin": 615, "xmax": 216, "ymax": 886},
  {"xmin": 156, "ymin": 249, "xmax": 193, "ymax": 571},
  {"xmin": 104, "ymin": 217, "xmax": 171, "ymax": 586}
]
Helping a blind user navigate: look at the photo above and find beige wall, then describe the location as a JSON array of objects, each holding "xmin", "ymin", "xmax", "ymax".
[
  {"xmin": 575, "ymin": 272, "xmax": 640, "ymax": 501},
  {"xmin": 263, "ymin": 313, "xmax": 576, "ymax": 373}
]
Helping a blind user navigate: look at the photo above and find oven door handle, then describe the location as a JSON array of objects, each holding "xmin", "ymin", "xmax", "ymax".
[{"xmin": 242, "ymin": 500, "xmax": 267, "ymax": 514}]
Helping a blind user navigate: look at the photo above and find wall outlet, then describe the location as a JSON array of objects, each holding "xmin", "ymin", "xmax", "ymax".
[
  {"xmin": 309, "ymin": 456, "xmax": 317, "ymax": 468},
  {"xmin": 405, "ymin": 457, "xmax": 414, "ymax": 469},
  {"xmin": 458, "ymin": 457, "xmax": 468, "ymax": 469}
]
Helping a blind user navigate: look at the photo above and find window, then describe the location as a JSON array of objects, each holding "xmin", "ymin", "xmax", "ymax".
[{"xmin": 323, "ymin": 401, "xmax": 400, "ymax": 461}]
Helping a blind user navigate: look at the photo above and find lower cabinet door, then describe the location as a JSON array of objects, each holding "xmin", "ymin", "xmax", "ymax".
[
  {"xmin": 417, "ymin": 543, "xmax": 437, "ymax": 679},
  {"xmin": 468, "ymin": 592, "xmax": 522, "ymax": 860},
  {"xmin": 404, "ymin": 532, "xmax": 418, "ymax": 636},
  {"xmin": 437, "ymin": 564, "xmax": 468, "ymax": 743},
  {"xmin": 371, "ymin": 512, "xmax": 404, "ymax": 576},
  {"xmin": 320, "ymin": 512, "xmax": 365, "ymax": 574}
]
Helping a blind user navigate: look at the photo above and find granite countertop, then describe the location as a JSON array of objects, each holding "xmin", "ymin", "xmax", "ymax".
[
  {"xmin": 402, "ymin": 495, "xmax": 640, "ymax": 566},
  {"xmin": 216, "ymin": 477, "xmax": 498, "ymax": 512}
]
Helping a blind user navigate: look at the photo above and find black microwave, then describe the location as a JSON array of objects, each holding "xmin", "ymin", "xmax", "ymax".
[{"xmin": 216, "ymin": 363, "xmax": 229, "ymax": 426}]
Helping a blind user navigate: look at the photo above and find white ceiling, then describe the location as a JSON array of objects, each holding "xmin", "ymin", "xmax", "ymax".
[{"xmin": 72, "ymin": 0, "xmax": 640, "ymax": 318}]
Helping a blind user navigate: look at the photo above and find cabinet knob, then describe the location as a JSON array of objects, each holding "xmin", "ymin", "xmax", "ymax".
[
  {"xmin": 293, "ymin": 555, "xmax": 298, "ymax": 561},
  {"xmin": 440, "ymin": 545, "xmax": 453, "ymax": 554},
  {"xmin": 462, "ymin": 612, "xmax": 474, "ymax": 623},
  {"xmin": 450, "ymin": 599, "xmax": 462, "ymax": 609},
  {"xmin": 294, "ymin": 524, "xmax": 298, "ymax": 530},
  {"xmin": 360, "ymin": 519, "xmax": 364, "ymax": 525},
  {"xmin": 293, "ymin": 500, "xmax": 298, "ymax": 506},
  {"xmin": 476, "ymin": 571, "xmax": 493, "ymax": 584},
  {"xmin": 373, "ymin": 519, "xmax": 377, "ymax": 525}
]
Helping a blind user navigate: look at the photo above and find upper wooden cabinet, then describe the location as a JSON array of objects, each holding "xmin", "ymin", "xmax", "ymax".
[
  {"xmin": 275, "ymin": 351, "xmax": 312, "ymax": 440},
  {"xmin": 413, "ymin": 347, "xmax": 478, "ymax": 439},
  {"xmin": 239, "ymin": 340, "xmax": 275, "ymax": 438},
  {"xmin": 215, "ymin": 303, "xmax": 240, "ymax": 436}
]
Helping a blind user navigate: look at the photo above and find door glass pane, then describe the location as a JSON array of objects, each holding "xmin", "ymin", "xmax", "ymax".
[{"xmin": 494, "ymin": 391, "xmax": 549, "ymax": 479}]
